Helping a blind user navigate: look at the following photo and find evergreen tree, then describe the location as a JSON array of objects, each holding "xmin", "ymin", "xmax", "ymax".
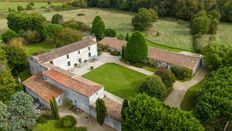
[
  {"xmin": 125, "ymin": 33, "xmax": 130, "ymax": 41},
  {"xmin": 91, "ymin": 16, "xmax": 105, "ymax": 40},
  {"xmin": 121, "ymin": 99, "xmax": 129, "ymax": 120},
  {"xmin": 50, "ymin": 96, "xmax": 59, "ymax": 119},
  {"xmin": 0, "ymin": 102, "xmax": 10, "ymax": 130},
  {"xmin": 124, "ymin": 32, "xmax": 148, "ymax": 63},
  {"xmin": 96, "ymin": 98, "xmax": 106, "ymax": 125}
]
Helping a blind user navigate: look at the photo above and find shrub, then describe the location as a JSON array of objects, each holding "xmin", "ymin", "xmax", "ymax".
[
  {"xmin": 156, "ymin": 68, "xmax": 176, "ymax": 89},
  {"xmin": 8, "ymin": 8, "xmax": 16, "ymax": 12},
  {"xmin": 104, "ymin": 28, "xmax": 116, "ymax": 37},
  {"xmin": 110, "ymin": 50, "xmax": 120, "ymax": 56},
  {"xmin": 63, "ymin": 20, "xmax": 90, "ymax": 32},
  {"xmin": 17, "ymin": 5, "xmax": 24, "ymax": 11},
  {"xmin": 2, "ymin": 29, "xmax": 18, "ymax": 43},
  {"xmin": 98, "ymin": 44, "xmax": 109, "ymax": 52},
  {"xmin": 60, "ymin": 115, "xmax": 77, "ymax": 128},
  {"xmin": 171, "ymin": 66, "xmax": 192, "ymax": 80},
  {"xmin": 97, "ymin": 47, "xmax": 102, "ymax": 55},
  {"xmin": 96, "ymin": 98, "xmax": 106, "ymax": 125},
  {"xmin": 24, "ymin": 30, "xmax": 42, "ymax": 44},
  {"xmin": 63, "ymin": 98, "xmax": 73, "ymax": 107},
  {"xmin": 52, "ymin": 14, "xmax": 64, "ymax": 25},
  {"xmin": 8, "ymin": 37, "xmax": 25, "ymax": 49},
  {"xmin": 139, "ymin": 75, "xmax": 167, "ymax": 99},
  {"xmin": 26, "ymin": 3, "xmax": 33, "ymax": 10},
  {"xmin": 37, "ymin": 114, "xmax": 52, "ymax": 123}
]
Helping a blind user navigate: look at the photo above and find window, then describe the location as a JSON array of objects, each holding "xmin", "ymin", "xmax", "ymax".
[
  {"xmin": 88, "ymin": 52, "xmax": 91, "ymax": 57},
  {"xmin": 75, "ymin": 100, "xmax": 77, "ymax": 105},
  {"xmin": 67, "ymin": 54, "xmax": 69, "ymax": 59},
  {"xmin": 67, "ymin": 61, "xmax": 71, "ymax": 66},
  {"xmin": 78, "ymin": 51, "xmax": 80, "ymax": 54},
  {"xmin": 49, "ymin": 61, "xmax": 54, "ymax": 64},
  {"xmin": 79, "ymin": 58, "xmax": 82, "ymax": 63},
  {"xmin": 88, "ymin": 47, "xmax": 91, "ymax": 51}
]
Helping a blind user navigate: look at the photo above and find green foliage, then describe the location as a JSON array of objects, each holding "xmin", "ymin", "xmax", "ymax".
[
  {"xmin": 125, "ymin": 33, "xmax": 130, "ymax": 41},
  {"xmin": 63, "ymin": 20, "xmax": 90, "ymax": 32},
  {"xmin": 156, "ymin": 68, "xmax": 176, "ymax": 89},
  {"xmin": 50, "ymin": 97, "xmax": 59, "ymax": 120},
  {"xmin": 96, "ymin": 98, "xmax": 106, "ymax": 125},
  {"xmin": 2, "ymin": 29, "xmax": 18, "ymax": 43},
  {"xmin": 24, "ymin": 30, "xmax": 42, "ymax": 44},
  {"xmin": 17, "ymin": 5, "xmax": 24, "ymax": 11},
  {"xmin": 148, "ymin": 8, "xmax": 159, "ymax": 22},
  {"xmin": 37, "ymin": 114, "xmax": 52, "ymax": 124},
  {"xmin": 104, "ymin": 28, "xmax": 116, "ymax": 37},
  {"xmin": 2, "ymin": 45, "xmax": 27, "ymax": 76},
  {"xmin": 69, "ymin": 0, "xmax": 88, "ymax": 8},
  {"xmin": 52, "ymin": 14, "xmax": 64, "ymax": 25},
  {"xmin": 194, "ymin": 67, "xmax": 232, "ymax": 130},
  {"xmin": 63, "ymin": 98, "xmax": 73, "ymax": 107},
  {"xmin": 0, "ymin": 48, "xmax": 17, "ymax": 103},
  {"xmin": 124, "ymin": 32, "xmax": 148, "ymax": 63},
  {"xmin": 91, "ymin": 16, "xmax": 105, "ymax": 39},
  {"xmin": 171, "ymin": 66, "xmax": 192, "ymax": 80},
  {"xmin": 59, "ymin": 115, "xmax": 77, "ymax": 128},
  {"xmin": 121, "ymin": 99, "xmax": 129, "ymax": 121},
  {"xmin": 139, "ymin": 75, "xmax": 166, "ymax": 99},
  {"xmin": 44, "ymin": 23, "xmax": 63, "ymax": 45},
  {"xmin": 203, "ymin": 42, "xmax": 232, "ymax": 70},
  {"xmin": 26, "ymin": 3, "xmax": 33, "ymax": 10},
  {"xmin": 122, "ymin": 94, "xmax": 204, "ymax": 131},
  {"xmin": 56, "ymin": 27, "xmax": 82, "ymax": 47},
  {"xmin": 0, "ymin": 101, "xmax": 10, "ymax": 131},
  {"xmin": 8, "ymin": 91, "xmax": 38, "ymax": 130}
]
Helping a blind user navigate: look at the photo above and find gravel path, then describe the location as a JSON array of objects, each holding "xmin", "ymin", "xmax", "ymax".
[{"xmin": 164, "ymin": 67, "xmax": 206, "ymax": 108}]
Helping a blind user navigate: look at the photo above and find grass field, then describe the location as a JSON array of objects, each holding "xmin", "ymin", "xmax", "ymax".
[
  {"xmin": 0, "ymin": 2, "xmax": 61, "ymax": 10},
  {"xmin": 218, "ymin": 22, "xmax": 232, "ymax": 46},
  {"xmin": 146, "ymin": 19, "xmax": 193, "ymax": 52},
  {"xmin": 83, "ymin": 63, "xmax": 147, "ymax": 99},
  {"xmin": 180, "ymin": 76, "xmax": 208, "ymax": 111}
]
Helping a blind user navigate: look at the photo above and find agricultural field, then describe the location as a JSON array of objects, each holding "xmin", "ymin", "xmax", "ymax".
[{"xmin": 83, "ymin": 63, "xmax": 147, "ymax": 99}]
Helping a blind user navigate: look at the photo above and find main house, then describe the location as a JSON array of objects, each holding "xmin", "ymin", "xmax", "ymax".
[{"xmin": 23, "ymin": 36, "xmax": 122, "ymax": 131}]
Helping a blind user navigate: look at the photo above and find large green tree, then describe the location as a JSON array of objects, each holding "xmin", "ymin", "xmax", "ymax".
[
  {"xmin": 96, "ymin": 98, "xmax": 106, "ymax": 125},
  {"xmin": 124, "ymin": 32, "xmax": 148, "ymax": 63},
  {"xmin": 0, "ymin": 102, "xmax": 10, "ymax": 131},
  {"xmin": 44, "ymin": 23, "xmax": 63, "ymax": 45},
  {"xmin": 195, "ymin": 67, "xmax": 232, "ymax": 130},
  {"xmin": 122, "ymin": 94, "xmax": 204, "ymax": 131},
  {"xmin": 2, "ymin": 45, "xmax": 27, "ymax": 76},
  {"xmin": 0, "ymin": 48, "xmax": 17, "ymax": 103},
  {"xmin": 91, "ymin": 16, "xmax": 105, "ymax": 39},
  {"xmin": 50, "ymin": 97, "xmax": 59, "ymax": 120},
  {"xmin": 8, "ymin": 91, "xmax": 38, "ymax": 130}
]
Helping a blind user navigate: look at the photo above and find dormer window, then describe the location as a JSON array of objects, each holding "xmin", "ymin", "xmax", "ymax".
[
  {"xmin": 88, "ymin": 47, "xmax": 91, "ymax": 51},
  {"xmin": 49, "ymin": 61, "xmax": 54, "ymax": 64},
  {"xmin": 78, "ymin": 51, "xmax": 80, "ymax": 54},
  {"xmin": 67, "ymin": 54, "xmax": 69, "ymax": 59}
]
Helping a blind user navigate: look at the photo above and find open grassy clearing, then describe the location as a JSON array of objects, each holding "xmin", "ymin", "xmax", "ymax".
[
  {"xmin": 218, "ymin": 22, "xmax": 232, "ymax": 46},
  {"xmin": 146, "ymin": 18, "xmax": 193, "ymax": 52},
  {"xmin": 180, "ymin": 76, "xmax": 208, "ymax": 111},
  {"xmin": 0, "ymin": 2, "xmax": 62, "ymax": 10},
  {"xmin": 83, "ymin": 63, "xmax": 147, "ymax": 99}
]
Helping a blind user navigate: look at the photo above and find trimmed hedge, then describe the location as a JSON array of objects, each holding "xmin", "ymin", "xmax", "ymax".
[
  {"xmin": 59, "ymin": 115, "xmax": 77, "ymax": 128},
  {"xmin": 171, "ymin": 66, "xmax": 192, "ymax": 80},
  {"xmin": 156, "ymin": 68, "xmax": 176, "ymax": 89}
]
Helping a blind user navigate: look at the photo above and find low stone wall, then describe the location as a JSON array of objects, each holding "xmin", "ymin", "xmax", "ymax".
[{"xmin": 89, "ymin": 106, "xmax": 121, "ymax": 131}]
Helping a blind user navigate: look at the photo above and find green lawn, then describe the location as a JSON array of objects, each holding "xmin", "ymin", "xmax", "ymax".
[
  {"xmin": 33, "ymin": 120, "xmax": 86, "ymax": 131},
  {"xmin": 180, "ymin": 76, "xmax": 208, "ymax": 111},
  {"xmin": 83, "ymin": 63, "xmax": 147, "ymax": 99}
]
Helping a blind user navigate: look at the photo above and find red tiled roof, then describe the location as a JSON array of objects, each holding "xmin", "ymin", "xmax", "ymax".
[
  {"xmin": 148, "ymin": 47, "xmax": 201, "ymax": 70},
  {"xmin": 22, "ymin": 73, "xmax": 64, "ymax": 103},
  {"xmin": 43, "ymin": 70, "xmax": 103, "ymax": 97},
  {"xmin": 99, "ymin": 37, "xmax": 126, "ymax": 52}
]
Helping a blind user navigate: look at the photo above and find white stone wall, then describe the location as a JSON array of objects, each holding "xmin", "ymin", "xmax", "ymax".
[
  {"xmin": 89, "ymin": 88, "xmax": 104, "ymax": 105},
  {"xmin": 51, "ymin": 44, "xmax": 98, "ymax": 70},
  {"xmin": 28, "ymin": 58, "xmax": 48, "ymax": 74}
]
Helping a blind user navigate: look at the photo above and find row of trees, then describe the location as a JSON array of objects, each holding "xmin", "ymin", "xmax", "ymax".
[{"xmin": 87, "ymin": 0, "xmax": 232, "ymax": 22}]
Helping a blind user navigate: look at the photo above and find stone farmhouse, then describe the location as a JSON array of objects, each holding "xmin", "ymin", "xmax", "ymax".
[
  {"xmin": 101, "ymin": 37, "xmax": 202, "ymax": 75},
  {"xmin": 23, "ymin": 37, "xmax": 122, "ymax": 131}
]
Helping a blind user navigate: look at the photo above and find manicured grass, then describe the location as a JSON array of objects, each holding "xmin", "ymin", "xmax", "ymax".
[
  {"xmin": 0, "ymin": 2, "xmax": 62, "ymax": 10},
  {"xmin": 83, "ymin": 63, "xmax": 147, "ymax": 99},
  {"xmin": 146, "ymin": 18, "xmax": 193, "ymax": 52},
  {"xmin": 180, "ymin": 76, "xmax": 208, "ymax": 111},
  {"xmin": 25, "ymin": 39, "xmax": 56, "ymax": 56},
  {"xmin": 33, "ymin": 120, "xmax": 86, "ymax": 131}
]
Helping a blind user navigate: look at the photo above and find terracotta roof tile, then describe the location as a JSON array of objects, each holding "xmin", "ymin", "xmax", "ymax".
[
  {"xmin": 22, "ymin": 73, "xmax": 64, "ymax": 103},
  {"xmin": 99, "ymin": 37, "xmax": 126, "ymax": 52},
  {"xmin": 43, "ymin": 70, "xmax": 103, "ymax": 97},
  {"xmin": 148, "ymin": 47, "xmax": 201, "ymax": 70},
  {"xmin": 31, "ymin": 39, "xmax": 96, "ymax": 63}
]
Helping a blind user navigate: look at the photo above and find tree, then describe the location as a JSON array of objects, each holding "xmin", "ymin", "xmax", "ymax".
[
  {"xmin": 96, "ymin": 98, "xmax": 106, "ymax": 125},
  {"xmin": 8, "ymin": 37, "xmax": 25, "ymax": 49},
  {"xmin": 122, "ymin": 94, "xmax": 204, "ymax": 131},
  {"xmin": 63, "ymin": 20, "xmax": 90, "ymax": 32},
  {"xmin": 132, "ymin": 8, "xmax": 153, "ymax": 31},
  {"xmin": 125, "ymin": 33, "xmax": 130, "ymax": 41},
  {"xmin": 56, "ymin": 27, "xmax": 82, "ymax": 47},
  {"xmin": 149, "ymin": 8, "xmax": 159, "ymax": 22},
  {"xmin": 1, "ymin": 29, "xmax": 18, "ymax": 43},
  {"xmin": 91, "ymin": 16, "xmax": 105, "ymax": 39},
  {"xmin": 2, "ymin": 45, "xmax": 27, "ymax": 76},
  {"xmin": 17, "ymin": 5, "xmax": 24, "ymax": 11},
  {"xmin": 171, "ymin": 66, "xmax": 193, "ymax": 80},
  {"xmin": 191, "ymin": 15, "xmax": 211, "ymax": 34},
  {"xmin": 0, "ymin": 102, "xmax": 10, "ymax": 131},
  {"xmin": 139, "ymin": 76, "xmax": 166, "ymax": 99},
  {"xmin": 51, "ymin": 14, "xmax": 64, "ymax": 25},
  {"xmin": 26, "ymin": 3, "xmax": 33, "ymax": 10},
  {"xmin": 194, "ymin": 67, "xmax": 232, "ymax": 130},
  {"xmin": 203, "ymin": 42, "xmax": 232, "ymax": 70},
  {"xmin": 104, "ymin": 28, "xmax": 116, "ymax": 37},
  {"xmin": 24, "ymin": 30, "xmax": 42, "ymax": 44},
  {"xmin": 124, "ymin": 32, "xmax": 148, "ymax": 63},
  {"xmin": 156, "ymin": 68, "xmax": 176, "ymax": 89},
  {"xmin": 121, "ymin": 99, "xmax": 129, "ymax": 121},
  {"xmin": 50, "ymin": 96, "xmax": 59, "ymax": 120},
  {"xmin": 0, "ymin": 48, "xmax": 17, "ymax": 103},
  {"xmin": 44, "ymin": 24, "xmax": 63, "ymax": 45},
  {"xmin": 8, "ymin": 91, "xmax": 38, "ymax": 130}
]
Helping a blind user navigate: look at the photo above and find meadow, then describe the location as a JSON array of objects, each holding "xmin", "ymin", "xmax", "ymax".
[{"xmin": 0, "ymin": 2, "xmax": 62, "ymax": 10}]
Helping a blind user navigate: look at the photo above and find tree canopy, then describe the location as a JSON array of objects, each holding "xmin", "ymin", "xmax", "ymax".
[
  {"xmin": 96, "ymin": 98, "xmax": 106, "ymax": 125},
  {"xmin": 91, "ymin": 16, "xmax": 105, "ymax": 39},
  {"xmin": 124, "ymin": 32, "xmax": 148, "ymax": 63},
  {"xmin": 122, "ymin": 94, "xmax": 204, "ymax": 131}
]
